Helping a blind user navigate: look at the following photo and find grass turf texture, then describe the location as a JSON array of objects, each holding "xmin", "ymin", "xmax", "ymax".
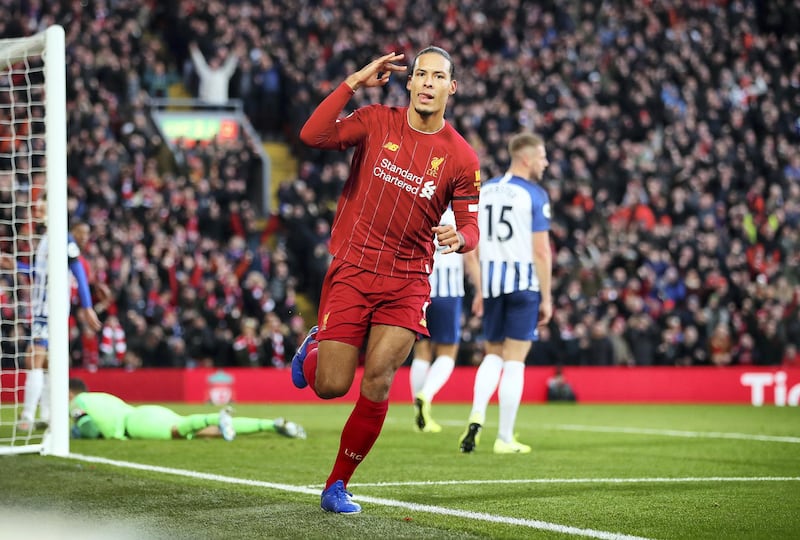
[{"xmin": 1, "ymin": 403, "xmax": 798, "ymax": 539}]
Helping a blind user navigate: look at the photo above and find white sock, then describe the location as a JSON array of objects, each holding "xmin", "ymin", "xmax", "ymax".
[
  {"xmin": 497, "ymin": 360, "xmax": 525, "ymax": 443},
  {"xmin": 409, "ymin": 359, "xmax": 430, "ymax": 398},
  {"xmin": 21, "ymin": 368, "xmax": 44, "ymax": 422},
  {"xmin": 39, "ymin": 371, "xmax": 50, "ymax": 422},
  {"xmin": 469, "ymin": 354, "xmax": 504, "ymax": 425},
  {"xmin": 419, "ymin": 355, "xmax": 455, "ymax": 401}
]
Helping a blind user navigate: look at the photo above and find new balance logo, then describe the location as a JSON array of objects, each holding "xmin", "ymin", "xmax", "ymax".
[
  {"xmin": 383, "ymin": 142, "xmax": 399, "ymax": 151},
  {"xmin": 419, "ymin": 181, "xmax": 436, "ymax": 200}
]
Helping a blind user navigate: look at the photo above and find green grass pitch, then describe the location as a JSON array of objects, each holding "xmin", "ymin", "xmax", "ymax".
[{"xmin": 1, "ymin": 403, "xmax": 798, "ymax": 539}]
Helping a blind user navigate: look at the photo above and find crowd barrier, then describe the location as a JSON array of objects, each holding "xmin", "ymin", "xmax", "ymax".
[{"xmin": 28, "ymin": 366, "xmax": 795, "ymax": 406}]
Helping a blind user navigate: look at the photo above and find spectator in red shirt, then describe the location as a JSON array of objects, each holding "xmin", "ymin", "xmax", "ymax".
[
  {"xmin": 232, "ymin": 317, "xmax": 264, "ymax": 367},
  {"xmin": 783, "ymin": 344, "xmax": 800, "ymax": 367}
]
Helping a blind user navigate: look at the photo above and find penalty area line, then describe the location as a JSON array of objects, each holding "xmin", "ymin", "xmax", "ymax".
[
  {"xmin": 68, "ymin": 453, "xmax": 652, "ymax": 540},
  {"xmin": 350, "ymin": 476, "xmax": 800, "ymax": 488},
  {"xmin": 545, "ymin": 424, "xmax": 800, "ymax": 443}
]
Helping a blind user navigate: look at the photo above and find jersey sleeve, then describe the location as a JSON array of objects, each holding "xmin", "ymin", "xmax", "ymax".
[
  {"xmin": 531, "ymin": 187, "xmax": 552, "ymax": 232},
  {"xmin": 451, "ymin": 153, "xmax": 481, "ymax": 252},
  {"xmin": 69, "ymin": 396, "xmax": 87, "ymax": 421},
  {"xmin": 73, "ymin": 393, "xmax": 131, "ymax": 440},
  {"xmin": 70, "ymin": 395, "xmax": 102, "ymax": 439},
  {"xmin": 73, "ymin": 415, "xmax": 102, "ymax": 439},
  {"xmin": 299, "ymin": 82, "xmax": 371, "ymax": 150},
  {"xmin": 68, "ymin": 238, "xmax": 93, "ymax": 309}
]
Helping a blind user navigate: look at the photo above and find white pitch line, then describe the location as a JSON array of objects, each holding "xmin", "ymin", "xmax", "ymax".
[
  {"xmin": 390, "ymin": 418, "xmax": 800, "ymax": 443},
  {"xmin": 68, "ymin": 453, "xmax": 652, "ymax": 540},
  {"xmin": 70, "ymin": 453, "xmax": 321, "ymax": 495},
  {"xmin": 349, "ymin": 476, "xmax": 800, "ymax": 488},
  {"xmin": 545, "ymin": 424, "xmax": 800, "ymax": 443},
  {"xmin": 351, "ymin": 493, "xmax": 652, "ymax": 540}
]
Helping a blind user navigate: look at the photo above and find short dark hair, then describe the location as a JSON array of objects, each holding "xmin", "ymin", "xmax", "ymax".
[
  {"xmin": 411, "ymin": 46, "xmax": 454, "ymax": 79},
  {"xmin": 69, "ymin": 378, "xmax": 88, "ymax": 393},
  {"xmin": 69, "ymin": 219, "xmax": 89, "ymax": 231}
]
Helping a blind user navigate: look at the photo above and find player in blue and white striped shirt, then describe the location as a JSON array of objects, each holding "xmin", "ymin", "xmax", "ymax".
[
  {"xmin": 409, "ymin": 208, "xmax": 482, "ymax": 432},
  {"xmin": 459, "ymin": 132, "xmax": 553, "ymax": 454},
  {"xmin": 17, "ymin": 197, "xmax": 102, "ymax": 431}
]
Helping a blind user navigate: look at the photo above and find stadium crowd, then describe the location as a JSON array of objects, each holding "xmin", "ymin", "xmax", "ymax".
[{"xmin": 1, "ymin": 0, "xmax": 799, "ymax": 370}]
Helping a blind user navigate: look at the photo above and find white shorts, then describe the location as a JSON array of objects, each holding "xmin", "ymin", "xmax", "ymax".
[{"xmin": 32, "ymin": 319, "xmax": 49, "ymax": 346}]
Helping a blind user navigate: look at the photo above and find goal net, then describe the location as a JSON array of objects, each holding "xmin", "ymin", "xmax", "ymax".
[{"xmin": 0, "ymin": 26, "xmax": 68, "ymax": 456}]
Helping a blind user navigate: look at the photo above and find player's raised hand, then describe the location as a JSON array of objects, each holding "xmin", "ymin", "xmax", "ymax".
[
  {"xmin": 345, "ymin": 52, "xmax": 406, "ymax": 91},
  {"xmin": 433, "ymin": 224, "xmax": 464, "ymax": 254}
]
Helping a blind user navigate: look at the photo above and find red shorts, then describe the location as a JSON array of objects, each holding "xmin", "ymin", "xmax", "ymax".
[{"xmin": 316, "ymin": 258, "xmax": 431, "ymax": 347}]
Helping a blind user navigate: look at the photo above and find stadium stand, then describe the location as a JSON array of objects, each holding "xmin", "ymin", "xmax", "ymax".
[{"xmin": 1, "ymin": 0, "xmax": 799, "ymax": 370}]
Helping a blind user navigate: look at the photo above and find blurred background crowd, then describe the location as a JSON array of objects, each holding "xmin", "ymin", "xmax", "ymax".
[{"xmin": 1, "ymin": 0, "xmax": 799, "ymax": 370}]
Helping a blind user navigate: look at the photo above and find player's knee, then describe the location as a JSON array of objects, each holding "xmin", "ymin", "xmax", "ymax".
[
  {"xmin": 314, "ymin": 374, "xmax": 351, "ymax": 399},
  {"xmin": 360, "ymin": 372, "xmax": 393, "ymax": 399},
  {"xmin": 314, "ymin": 383, "xmax": 348, "ymax": 400}
]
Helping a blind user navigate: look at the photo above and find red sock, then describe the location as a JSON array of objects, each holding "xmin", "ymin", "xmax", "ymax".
[
  {"xmin": 303, "ymin": 343, "xmax": 318, "ymax": 390},
  {"xmin": 325, "ymin": 393, "xmax": 388, "ymax": 489},
  {"xmin": 82, "ymin": 334, "xmax": 99, "ymax": 369}
]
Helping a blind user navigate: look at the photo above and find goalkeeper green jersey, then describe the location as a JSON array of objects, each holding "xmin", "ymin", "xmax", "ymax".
[{"xmin": 70, "ymin": 391, "xmax": 135, "ymax": 439}]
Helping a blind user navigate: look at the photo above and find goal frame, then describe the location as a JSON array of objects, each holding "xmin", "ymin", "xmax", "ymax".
[{"xmin": 0, "ymin": 25, "xmax": 68, "ymax": 456}]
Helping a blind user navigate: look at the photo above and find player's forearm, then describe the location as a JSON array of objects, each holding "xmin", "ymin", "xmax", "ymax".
[
  {"xmin": 452, "ymin": 201, "xmax": 479, "ymax": 252},
  {"xmin": 69, "ymin": 260, "xmax": 94, "ymax": 308},
  {"xmin": 532, "ymin": 231, "xmax": 552, "ymax": 302},
  {"xmin": 455, "ymin": 223, "xmax": 478, "ymax": 252},
  {"xmin": 299, "ymin": 82, "xmax": 354, "ymax": 149},
  {"xmin": 463, "ymin": 249, "xmax": 481, "ymax": 289},
  {"xmin": 533, "ymin": 250, "xmax": 552, "ymax": 303}
]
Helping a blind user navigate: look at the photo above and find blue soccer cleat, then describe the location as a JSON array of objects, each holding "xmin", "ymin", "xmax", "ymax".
[
  {"xmin": 320, "ymin": 480, "xmax": 361, "ymax": 514},
  {"xmin": 291, "ymin": 325, "xmax": 318, "ymax": 389}
]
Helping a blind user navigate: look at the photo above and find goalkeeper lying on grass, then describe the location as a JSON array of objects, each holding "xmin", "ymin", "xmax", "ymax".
[{"xmin": 68, "ymin": 378, "xmax": 306, "ymax": 441}]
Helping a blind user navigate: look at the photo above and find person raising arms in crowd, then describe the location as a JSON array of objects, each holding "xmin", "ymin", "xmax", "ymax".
[
  {"xmin": 459, "ymin": 132, "xmax": 553, "ymax": 455},
  {"xmin": 292, "ymin": 47, "xmax": 481, "ymax": 513}
]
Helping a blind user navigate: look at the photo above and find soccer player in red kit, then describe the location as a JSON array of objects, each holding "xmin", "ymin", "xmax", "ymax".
[{"xmin": 293, "ymin": 47, "xmax": 480, "ymax": 514}]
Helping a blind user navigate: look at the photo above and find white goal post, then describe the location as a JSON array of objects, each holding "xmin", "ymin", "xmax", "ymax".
[{"xmin": 0, "ymin": 25, "xmax": 68, "ymax": 456}]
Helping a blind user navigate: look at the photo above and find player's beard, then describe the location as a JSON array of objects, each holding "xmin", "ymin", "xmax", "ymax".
[{"xmin": 414, "ymin": 106, "xmax": 434, "ymax": 118}]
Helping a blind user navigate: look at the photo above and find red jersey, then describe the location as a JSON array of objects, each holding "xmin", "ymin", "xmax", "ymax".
[{"xmin": 301, "ymin": 82, "xmax": 480, "ymax": 277}]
